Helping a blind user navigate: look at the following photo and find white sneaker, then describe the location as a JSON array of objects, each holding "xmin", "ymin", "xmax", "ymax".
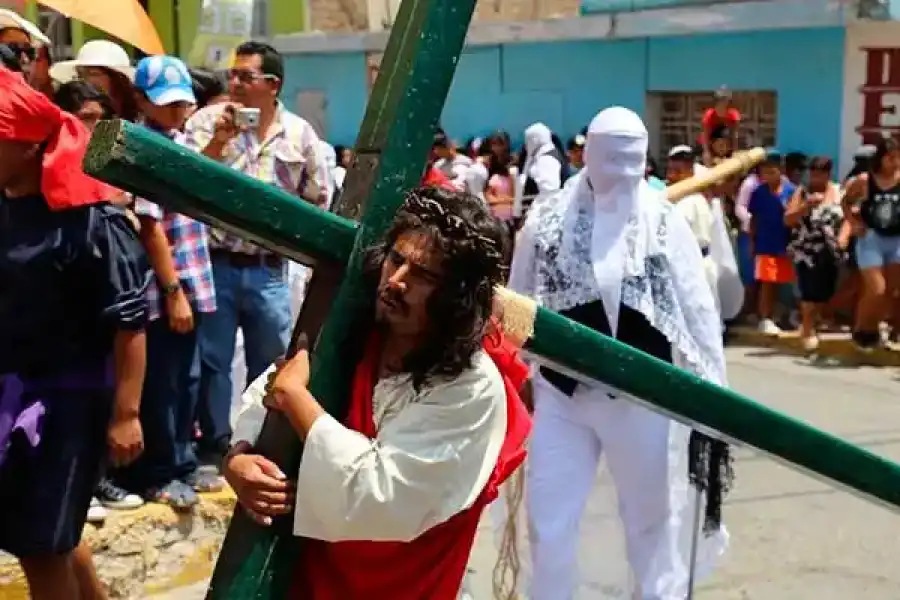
[
  {"xmin": 87, "ymin": 497, "xmax": 108, "ymax": 523},
  {"xmin": 801, "ymin": 335, "xmax": 819, "ymax": 352},
  {"xmin": 758, "ymin": 318, "xmax": 781, "ymax": 336}
]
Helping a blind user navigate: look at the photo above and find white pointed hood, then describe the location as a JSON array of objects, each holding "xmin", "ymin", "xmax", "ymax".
[{"xmin": 580, "ymin": 106, "xmax": 648, "ymax": 334}]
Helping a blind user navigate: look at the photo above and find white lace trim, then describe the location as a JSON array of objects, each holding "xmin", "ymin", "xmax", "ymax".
[{"xmin": 529, "ymin": 192, "xmax": 718, "ymax": 383}]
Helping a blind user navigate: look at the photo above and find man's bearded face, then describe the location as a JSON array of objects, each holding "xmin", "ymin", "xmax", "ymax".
[{"xmin": 375, "ymin": 230, "xmax": 444, "ymax": 337}]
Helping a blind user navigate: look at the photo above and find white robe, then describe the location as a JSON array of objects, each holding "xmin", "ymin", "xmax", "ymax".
[
  {"xmin": 513, "ymin": 123, "xmax": 563, "ymax": 217},
  {"xmin": 232, "ymin": 350, "xmax": 507, "ymax": 543},
  {"xmin": 674, "ymin": 192, "xmax": 720, "ymax": 314},
  {"xmin": 673, "ymin": 190, "xmax": 743, "ymax": 321},
  {"xmin": 508, "ymin": 108, "xmax": 729, "ymax": 600}
]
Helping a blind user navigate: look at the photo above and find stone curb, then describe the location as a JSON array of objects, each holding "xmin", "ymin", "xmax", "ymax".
[
  {"xmin": 0, "ymin": 490, "xmax": 237, "ymax": 600},
  {"xmin": 729, "ymin": 326, "xmax": 900, "ymax": 367}
]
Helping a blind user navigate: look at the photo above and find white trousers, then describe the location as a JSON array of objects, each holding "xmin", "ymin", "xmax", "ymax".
[{"xmin": 527, "ymin": 374, "xmax": 692, "ymax": 600}]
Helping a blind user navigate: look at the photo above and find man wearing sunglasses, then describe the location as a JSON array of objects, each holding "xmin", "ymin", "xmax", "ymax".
[{"xmin": 184, "ymin": 41, "xmax": 329, "ymax": 477}]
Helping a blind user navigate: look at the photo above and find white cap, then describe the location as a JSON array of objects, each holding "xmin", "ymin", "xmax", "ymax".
[
  {"xmin": 668, "ymin": 144, "xmax": 694, "ymax": 158},
  {"xmin": 50, "ymin": 39, "xmax": 135, "ymax": 84},
  {"xmin": 0, "ymin": 9, "xmax": 50, "ymax": 45}
]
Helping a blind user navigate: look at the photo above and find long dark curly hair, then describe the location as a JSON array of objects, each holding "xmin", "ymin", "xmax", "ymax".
[{"xmin": 344, "ymin": 186, "xmax": 510, "ymax": 390}]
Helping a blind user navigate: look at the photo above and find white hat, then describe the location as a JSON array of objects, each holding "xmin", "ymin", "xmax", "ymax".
[
  {"xmin": 0, "ymin": 9, "xmax": 50, "ymax": 45},
  {"xmin": 668, "ymin": 144, "xmax": 694, "ymax": 158},
  {"xmin": 50, "ymin": 39, "xmax": 135, "ymax": 84}
]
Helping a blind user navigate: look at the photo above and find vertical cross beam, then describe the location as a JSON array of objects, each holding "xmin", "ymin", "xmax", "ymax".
[{"xmin": 208, "ymin": 1, "xmax": 477, "ymax": 597}]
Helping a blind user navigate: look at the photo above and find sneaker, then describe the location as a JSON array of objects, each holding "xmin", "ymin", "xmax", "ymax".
[
  {"xmin": 801, "ymin": 335, "xmax": 819, "ymax": 353},
  {"xmin": 87, "ymin": 497, "xmax": 108, "ymax": 523},
  {"xmin": 96, "ymin": 478, "xmax": 144, "ymax": 510},
  {"xmin": 758, "ymin": 318, "xmax": 781, "ymax": 336}
]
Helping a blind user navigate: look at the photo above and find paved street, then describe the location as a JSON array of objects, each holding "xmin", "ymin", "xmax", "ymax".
[{"xmin": 161, "ymin": 347, "xmax": 900, "ymax": 599}]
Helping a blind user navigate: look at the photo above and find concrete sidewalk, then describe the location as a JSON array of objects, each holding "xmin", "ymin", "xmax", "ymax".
[{"xmin": 728, "ymin": 326, "xmax": 900, "ymax": 367}]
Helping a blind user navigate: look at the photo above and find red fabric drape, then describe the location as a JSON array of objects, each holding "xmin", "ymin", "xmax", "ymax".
[{"xmin": 0, "ymin": 66, "xmax": 116, "ymax": 210}]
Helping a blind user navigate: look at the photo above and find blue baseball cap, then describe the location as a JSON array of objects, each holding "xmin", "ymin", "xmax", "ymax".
[{"xmin": 134, "ymin": 55, "xmax": 196, "ymax": 106}]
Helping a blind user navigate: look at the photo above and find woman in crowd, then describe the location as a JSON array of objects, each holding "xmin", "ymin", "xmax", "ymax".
[
  {"xmin": 843, "ymin": 137, "xmax": 900, "ymax": 350},
  {"xmin": 50, "ymin": 39, "xmax": 139, "ymax": 122},
  {"xmin": 481, "ymin": 131, "xmax": 517, "ymax": 225},
  {"xmin": 784, "ymin": 156, "xmax": 844, "ymax": 351}
]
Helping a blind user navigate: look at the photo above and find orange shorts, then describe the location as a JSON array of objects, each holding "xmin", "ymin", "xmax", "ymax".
[{"xmin": 754, "ymin": 255, "xmax": 794, "ymax": 284}]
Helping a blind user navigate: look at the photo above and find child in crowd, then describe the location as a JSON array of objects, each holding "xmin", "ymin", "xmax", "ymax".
[{"xmin": 749, "ymin": 151, "xmax": 796, "ymax": 334}]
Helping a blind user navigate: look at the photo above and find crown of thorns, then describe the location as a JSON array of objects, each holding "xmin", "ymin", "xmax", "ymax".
[{"xmin": 400, "ymin": 191, "xmax": 505, "ymax": 265}]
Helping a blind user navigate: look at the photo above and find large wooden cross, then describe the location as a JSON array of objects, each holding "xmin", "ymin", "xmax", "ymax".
[{"xmin": 83, "ymin": 2, "xmax": 900, "ymax": 597}]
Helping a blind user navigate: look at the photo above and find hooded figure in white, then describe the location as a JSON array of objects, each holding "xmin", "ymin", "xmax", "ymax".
[
  {"xmin": 513, "ymin": 122, "xmax": 563, "ymax": 220},
  {"xmin": 509, "ymin": 107, "xmax": 730, "ymax": 600}
]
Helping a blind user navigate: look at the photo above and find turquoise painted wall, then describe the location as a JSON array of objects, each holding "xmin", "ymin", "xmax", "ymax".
[
  {"xmin": 282, "ymin": 27, "xmax": 845, "ymax": 161},
  {"xmin": 646, "ymin": 28, "xmax": 845, "ymax": 161},
  {"xmin": 280, "ymin": 51, "xmax": 369, "ymax": 146}
]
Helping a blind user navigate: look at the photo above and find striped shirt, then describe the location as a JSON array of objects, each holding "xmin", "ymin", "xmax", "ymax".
[
  {"xmin": 183, "ymin": 101, "xmax": 328, "ymax": 256},
  {"xmin": 133, "ymin": 127, "xmax": 216, "ymax": 321}
]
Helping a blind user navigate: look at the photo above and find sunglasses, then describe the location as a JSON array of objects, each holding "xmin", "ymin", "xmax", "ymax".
[
  {"xmin": 227, "ymin": 68, "xmax": 278, "ymax": 85},
  {"xmin": 5, "ymin": 43, "xmax": 35, "ymax": 61}
]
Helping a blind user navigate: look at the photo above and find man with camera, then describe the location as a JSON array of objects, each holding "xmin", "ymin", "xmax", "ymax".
[{"xmin": 183, "ymin": 41, "xmax": 328, "ymax": 473}]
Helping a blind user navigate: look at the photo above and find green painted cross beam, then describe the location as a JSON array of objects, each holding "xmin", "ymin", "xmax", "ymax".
[{"xmin": 84, "ymin": 4, "xmax": 900, "ymax": 597}]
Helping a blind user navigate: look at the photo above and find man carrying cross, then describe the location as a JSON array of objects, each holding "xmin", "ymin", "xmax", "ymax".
[
  {"xmin": 223, "ymin": 185, "xmax": 531, "ymax": 599},
  {"xmin": 510, "ymin": 107, "xmax": 732, "ymax": 599}
]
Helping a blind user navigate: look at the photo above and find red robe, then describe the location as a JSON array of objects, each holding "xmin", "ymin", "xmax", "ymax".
[{"xmin": 294, "ymin": 329, "xmax": 531, "ymax": 599}]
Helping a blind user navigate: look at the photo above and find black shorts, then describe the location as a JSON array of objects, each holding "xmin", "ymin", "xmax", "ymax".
[
  {"xmin": 0, "ymin": 386, "xmax": 112, "ymax": 557},
  {"xmin": 796, "ymin": 258, "xmax": 839, "ymax": 304}
]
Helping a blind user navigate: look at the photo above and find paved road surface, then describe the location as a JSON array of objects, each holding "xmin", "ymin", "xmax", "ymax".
[{"xmin": 160, "ymin": 347, "xmax": 900, "ymax": 599}]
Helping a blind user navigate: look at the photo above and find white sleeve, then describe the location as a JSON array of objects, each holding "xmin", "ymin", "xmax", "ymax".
[
  {"xmin": 231, "ymin": 365, "xmax": 277, "ymax": 445},
  {"xmin": 532, "ymin": 155, "xmax": 562, "ymax": 194},
  {"xmin": 292, "ymin": 355, "xmax": 507, "ymax": 542}
]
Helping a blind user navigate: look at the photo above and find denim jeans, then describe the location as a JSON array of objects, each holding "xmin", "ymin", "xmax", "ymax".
[
  {"xmin": 197, "ymin": 257, "xmax": 292, "ymax": 455},
  {"xmin": 117, "ymin": 314, "xmax": 202, "ymax": 491}
]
